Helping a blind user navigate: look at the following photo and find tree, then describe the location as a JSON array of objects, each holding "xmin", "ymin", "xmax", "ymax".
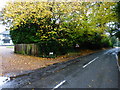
[
  {"xmin": 115, "ymin": 2, "xmax": 120, "ymax": 39},
  {"xmin": 2, "ymin": 0, "xmax": 117, "ymax": 56}
]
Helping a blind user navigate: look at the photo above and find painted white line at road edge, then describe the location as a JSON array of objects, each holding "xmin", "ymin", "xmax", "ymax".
[
  {"xmin": 83, "ymin": 57, "xmax": 99, "ymax": 68},
  {"xmin": 115, "ymin": 54, "xmax": 118, "ymax": 60},
  {"xmin": 52, "ymin": 80, "xmax": 66, "ymax": 90},
  {"xmin": 115, "ymin": 54, "xmax": 120, "ymax": 72}
]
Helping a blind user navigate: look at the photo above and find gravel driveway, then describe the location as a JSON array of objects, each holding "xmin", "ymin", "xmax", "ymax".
[{"xmin": 0, "ymin": 46, "xmax": 69, "ymax": 77}]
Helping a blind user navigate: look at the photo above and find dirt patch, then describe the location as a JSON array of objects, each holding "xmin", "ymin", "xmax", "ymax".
[{"xmin": 0, "ymin": 46, "xmax": 108, "ymax": 77}]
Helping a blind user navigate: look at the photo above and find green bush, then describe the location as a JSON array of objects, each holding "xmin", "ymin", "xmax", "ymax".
[
  {"xmin": 37, "ymin": 40, "xmax": 69, "ymax": 57},
  {"xmin": 10, "ymin": 23, "xmax": 39, "ymax": 44}
]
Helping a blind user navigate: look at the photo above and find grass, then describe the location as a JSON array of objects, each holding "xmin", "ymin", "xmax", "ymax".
[{"xmin": 6, "ymin": 46, "xmax": 14, "ymax": 48}]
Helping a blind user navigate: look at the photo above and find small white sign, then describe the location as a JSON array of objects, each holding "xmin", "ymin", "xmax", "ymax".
[
  {"xmin": 49, "ymin": 52, "xmax": 53, "ymax": 55},
  {"xmin": 75, "ymin": 44, "xmax": 79, "ymax": 47}
]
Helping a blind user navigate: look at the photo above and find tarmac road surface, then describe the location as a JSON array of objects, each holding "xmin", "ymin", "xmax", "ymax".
[{"xmin": 0, "ymin": 48, "xmax": 120, "ymax": 89}]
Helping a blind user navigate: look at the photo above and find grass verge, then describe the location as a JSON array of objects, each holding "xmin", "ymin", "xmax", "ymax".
[{"xmin": 6, "ymin": 46, "xmax": 14, "ymax": 48}]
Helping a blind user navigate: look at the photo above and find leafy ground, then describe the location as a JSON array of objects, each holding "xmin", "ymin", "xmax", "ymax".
[{"xmin": 0, "ymin": 46, "xmax": 108, "ymax": 77}]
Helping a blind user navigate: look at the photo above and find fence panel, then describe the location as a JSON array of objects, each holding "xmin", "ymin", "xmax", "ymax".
[{"xmin": 15, "ymin": 44, "xmax": 39, "ymax": 56}]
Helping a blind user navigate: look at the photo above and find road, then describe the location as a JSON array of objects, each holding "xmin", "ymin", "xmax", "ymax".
[{"xmin": 0, "ymin": 48, "xmax": 120, "ymax": 89}]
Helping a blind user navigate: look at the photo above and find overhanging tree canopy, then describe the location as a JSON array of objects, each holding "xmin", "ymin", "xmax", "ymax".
[{"xmin": 1, "ymin": 0, "xmax": 118, "ymax": 55}]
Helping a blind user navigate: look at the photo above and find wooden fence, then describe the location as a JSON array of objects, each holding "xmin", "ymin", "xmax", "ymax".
[{"xmin": 15, "ymin": 44, "xmax": 39, "ymax": 56}]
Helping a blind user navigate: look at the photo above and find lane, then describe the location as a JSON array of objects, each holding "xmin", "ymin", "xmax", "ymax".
[
  {"xmin": 60, "ymin": 52, "xmax": 118, "ymax": 88},
  {"xmin": 22, "ymin": 48, "xmax": 119, "ymax": 88},
  {"xmin": 55, "ymin": 48, "xmax": 118, "ymax": 88},
  {"xmin": 1, "ymin": 48, "xmax": 119, "ymax": 88}
]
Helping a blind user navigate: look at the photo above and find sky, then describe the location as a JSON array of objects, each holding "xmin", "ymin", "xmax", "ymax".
[
  {"xmin": 0, "ymin": 0, "xmax": 14, "ymax": 33},
  {"xmin": 0, "ymin": 0, "xmax": 9, "ymax": 11},
  {"xmin": 0, "ymin": 0, "xmax": 8, "ymax": 33}
]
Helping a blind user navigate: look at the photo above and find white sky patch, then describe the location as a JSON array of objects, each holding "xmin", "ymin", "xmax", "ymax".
[
  {"xmin": 0, "ymin": 0, "xmax": 12, "ymax": 33},
  {"xmin": 0, "ymin": 0, "xmax": 10, "ymax": 11},
  {"xmin": 0, "ymin": 25, "xmax": 6, "ymax": 33},
  {"xmin": 107, "ymin": 22, "xmax": 116, "ymax": 28}
]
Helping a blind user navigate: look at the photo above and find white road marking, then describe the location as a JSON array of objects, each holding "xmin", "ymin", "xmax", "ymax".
[
  {"xmin": 115, "ymin": 54, "xmax": 118, "ymax": 60},
  {"xmin": 52, "ymin": 80, "xmax": 66, "ymax": 90},
  {"xmin": 83, "ymin": 57, "xmax": 99, "ymax": 68},
  {"xmin": 115, "ymin": 54, "xmax": 120, "ymax": 71}
]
